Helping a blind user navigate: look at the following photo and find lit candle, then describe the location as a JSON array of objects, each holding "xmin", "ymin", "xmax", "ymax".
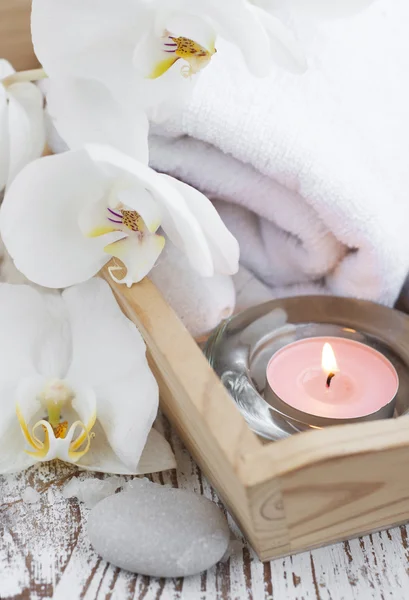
[{"xmin": 265, "ymin": 337, "xmax": 398, "ymax": 424}]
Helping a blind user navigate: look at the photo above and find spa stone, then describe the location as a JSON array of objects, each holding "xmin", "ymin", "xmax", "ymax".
[{"xmin": 87, "ymin": 478, "xmax": 230, "ymax": 577}]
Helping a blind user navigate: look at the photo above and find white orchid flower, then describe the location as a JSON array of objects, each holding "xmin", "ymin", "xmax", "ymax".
[
  {"xmin": 130, "ymin": 0, "xmax": 308, "ymax": 80},
  {"xmin": 0, "ymin": 143, "xmax": 239, "ymax": 289},
  {"xmin": 0, "ymin": 278, "xmax": 175, "ymax": 475},
  {"xmin": 0, "ymin": 59, "xmax": 45, "ymax": 191},
  {"xmin": 31, "ymin": 0, "xmax": 306, "ymax": 116}
]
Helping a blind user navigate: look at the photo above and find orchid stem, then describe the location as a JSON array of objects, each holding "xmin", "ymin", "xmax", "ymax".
[{"xmin": 2, "ymin": 68, "xmax": 48, "ymax": 88}]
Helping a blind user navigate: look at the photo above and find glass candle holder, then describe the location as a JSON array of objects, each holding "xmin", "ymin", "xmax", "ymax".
[{"xmin": 205, "ymin": 296, "xmax": 409, "ymax": 441}]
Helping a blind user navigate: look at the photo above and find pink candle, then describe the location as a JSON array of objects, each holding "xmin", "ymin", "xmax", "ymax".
[{"xmin": 266, "ymin": 337, "xmax": 398, "ymax": 419}]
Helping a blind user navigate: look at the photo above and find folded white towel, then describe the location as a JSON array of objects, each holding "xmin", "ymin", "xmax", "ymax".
[{"xmin": 150, "ymin": 0, "xmax": 409, "ymax": 307}]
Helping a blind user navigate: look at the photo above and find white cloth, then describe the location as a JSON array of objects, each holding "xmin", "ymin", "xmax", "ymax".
[{"xmin": 150, "ymin": 0, "xmax": 409, "ymax": 307}]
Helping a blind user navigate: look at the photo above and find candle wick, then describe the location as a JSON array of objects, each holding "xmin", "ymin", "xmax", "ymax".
[{"xmin": 326, "ymin": 372, "xmax": 335, "ymax": 388}]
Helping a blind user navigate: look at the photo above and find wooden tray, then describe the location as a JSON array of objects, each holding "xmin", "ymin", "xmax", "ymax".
[{"xmin": 102, "ymin": 269, "xmax": 409, "ymax": 561}]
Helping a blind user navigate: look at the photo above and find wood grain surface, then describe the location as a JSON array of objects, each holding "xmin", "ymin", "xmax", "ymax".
[{"xmin": 1, "ymin": 412, "xmax": 409, "ymax": 600}]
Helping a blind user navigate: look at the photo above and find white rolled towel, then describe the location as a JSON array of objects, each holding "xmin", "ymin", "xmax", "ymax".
[{"xmin": 150, "ymin": 0, "xmax": 409, "ymax": 308}]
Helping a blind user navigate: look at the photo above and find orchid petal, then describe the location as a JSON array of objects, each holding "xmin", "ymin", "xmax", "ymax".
[
  {"xmin": 46, "ymin": 78, "xmax": 149, "ymax": 163},
  {"xmin": 0, "ymin": 150, "xmax": 115, "ymax": 288},
  {"xmin": 85, "ymin": 144, "xmax": 214, "ymax": 276},
  {"xmin": 15, "ymin": 377, "xmax": 44, "ymax": 427},
  {"xmin": 136, "ymin": 428, "xmax": 176, "ymax": 474},
  {"xmin": 251, "ymin": 6, "xmax": 307, "ymax": 73},
  {"xmin": 32, "ymin": 0, "xmax": 193, "ymax": 116},
  {"xmin": 32, "ymin": 0, "xmax": 151, "ymax": 105},
  {"xmin": 30, "ymin": 0, "xmax": 222, "ymax": 118},
  {"xmin": 133, "ymin": 29, "xmax": 179, "ymax": 80},
  {"xmin": 76, "ymin": 425, "xmax": 174, "ymax": 475},
  {"xmin": 63, "ymin": 279, "xmax": 159, "ymax": 471},
  {"xmin": 7, "ymin": 82, "xmax": 45, "ymax": 185},
  {"xmin": 63, "ymin": 279, "xmax": 148, "ymax": 384},
  {"xmin": 197, "ymin": 1, "xmax": 272, "ymax": 77},
  {"xmin": 0, "ymin": 287, "xmax": 74, "ymax": 453},
  {"xmin": 89, "ymin": 368, "xmax": 159, "ymax": 472},
  {"xmin": 0, "ymin": 418, "xmax": 37, "ymax": 474},
  {"xmin": 105, "ymin": 232, "xmax": 166, "ymax": 287},
  {"xmin": 173, "ymin": 0, "xmax": 305, "ymax": 74},
  {"xmin": 0, "ymin": 379, "xmax": 41, "ymax": 475},
  {"xmin": 34, "ymin": 292, "xmax": 74, "ymax": 379},
  {"xmin": 286, "ymin": 0, "xmax": 375, "ymax": 18},
  {"xmin": 146, "ymin": 77, "xmax": 195, "ymax": 122},
  {"xmin": 131, "ymin": 28, "xmax": 195, "ymax": 116},
  {"xmin": 78, "ymin": 197, "xmax": 122, "ymax": 239},
  {"xmin": 0, "ymin": 284, "xmax": 53, "ymax": 384},
  {"xmin": 71, "ymin": 387, "xmax": 97, "ymax": 433},
  {"xmin": 161, "ymin": 175, "xmax": 240, "ymax": 274},
  {"xmin": 74, "ymin": 420, "xmax": 135, "ymax": 473}
]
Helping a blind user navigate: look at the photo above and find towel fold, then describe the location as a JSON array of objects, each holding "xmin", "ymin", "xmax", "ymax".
[{"xmin": 150, "ymin": 0, "xmax": 409, "ymax": 307}]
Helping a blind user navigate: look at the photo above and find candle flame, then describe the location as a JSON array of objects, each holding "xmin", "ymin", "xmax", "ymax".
[{"xmin": 321, "ymin": 342, "xmax": 339, "ymax": 375}]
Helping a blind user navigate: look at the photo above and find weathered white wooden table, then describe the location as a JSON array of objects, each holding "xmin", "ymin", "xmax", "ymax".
[{"xmin": 1, "ymin": 414, "xmax": 409, "ymax": 600}]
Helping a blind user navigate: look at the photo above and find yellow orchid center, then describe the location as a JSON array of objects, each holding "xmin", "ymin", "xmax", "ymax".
[
  {"xmin": 150, "ymin": 34, "xmax": 217, "ymax": 79},
  {"xmin": 87, "ymin": 206, "xmax": 146, "ymax": 238},
  {"xmin": 105, "ymin": 207, "xmax": 144, "ymax": 232},
  {"xmin": 82, "ymin": 196, "xmax": 165, "ymax": 287},
  {"xmin": 16, "ymin": 379, "xmax": 96, "ymax": 463}
]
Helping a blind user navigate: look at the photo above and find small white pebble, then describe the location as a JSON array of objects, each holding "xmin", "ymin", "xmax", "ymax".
[
  {"xmin": 22, "ymin": 487, "xmax": 41, "ymax": 504},
  {"xmin": 87, "ymin": 480, "xmax": 231, "ymax": 577}
]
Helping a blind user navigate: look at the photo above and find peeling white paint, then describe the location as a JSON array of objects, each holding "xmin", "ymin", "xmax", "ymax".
[{"xmin": 1, "ymin": 416, "xmax": 409, "ymax": 599}]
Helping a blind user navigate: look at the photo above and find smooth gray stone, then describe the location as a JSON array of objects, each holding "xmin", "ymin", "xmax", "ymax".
[{"xmin": 87, "ymin": 479, "xmax": 231, "ymax": 577}]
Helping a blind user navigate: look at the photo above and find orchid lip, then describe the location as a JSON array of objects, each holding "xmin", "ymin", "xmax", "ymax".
[{"xmin": 108, "ymin": 217, "xmax": 123, "ymax": 224}]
